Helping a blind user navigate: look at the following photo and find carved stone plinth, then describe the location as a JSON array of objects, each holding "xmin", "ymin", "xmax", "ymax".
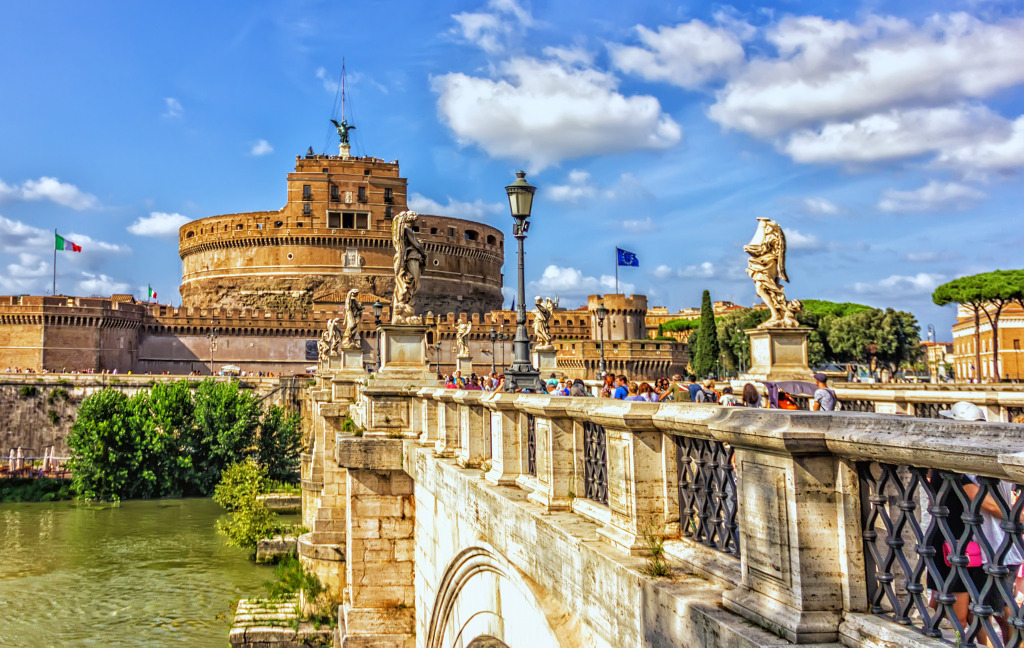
[
  {"xmin": 532, "ymin": 348, "xmax": 558, "ymax": 376},
  {"xmin": 377, "ymin": 325, "xmax": 436, "ymax": 383},
  {"xmin": 741, "ymin": 327, "xmax": 813, "ymax": 382},
  {"xmin": 456, "ymin": 356, "xmax": 473, "ymax": 377}
]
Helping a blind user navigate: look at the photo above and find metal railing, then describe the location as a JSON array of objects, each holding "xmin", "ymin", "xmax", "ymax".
[
  {"xmin": 861, "ymin": 462, "xmax": 1024, "ymax": 647},
  {"xmin": 675, "ymin": 437, "xmax": 740, "ymax": 557},
  {"xmin": 583, "ymin": 421, "xmax": 608, "ymax": 505},
  {"xmin": 526, "ymin": 413, "xmax": 536, "ymax": 477}
]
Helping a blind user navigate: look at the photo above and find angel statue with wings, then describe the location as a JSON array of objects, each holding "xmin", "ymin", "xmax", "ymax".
[
  {"xmin": 532, "ymin": 296, "xmax": 559, "ymax": 350},
  {"xmin": 744, "ymin": 217, "xmax": 801, "ymax": 328},
  {"xmin": 391, "ymin": 210, "xmax": 426, "ymax": 324}
]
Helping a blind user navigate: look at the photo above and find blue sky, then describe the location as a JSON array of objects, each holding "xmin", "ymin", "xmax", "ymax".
[{"xmin": 2, "ymin": 0, "xmax": 1023, "ymax": 337}]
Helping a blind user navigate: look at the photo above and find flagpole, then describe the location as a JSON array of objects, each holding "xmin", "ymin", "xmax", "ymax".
[
  {"xmin": 53, "ymin": 228, "xmax": 57, "ymax": 296},
  {"xmin": 615, "ymin": 249, "xmax": 619, "ymax": 294}
]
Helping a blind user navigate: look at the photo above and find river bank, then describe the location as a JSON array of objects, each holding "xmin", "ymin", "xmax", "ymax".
[{"xmin": 0, "ymin": 498, "xmax": 271, "ymax": 647}]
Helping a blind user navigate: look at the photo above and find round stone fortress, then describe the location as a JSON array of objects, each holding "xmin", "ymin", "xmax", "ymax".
[{"xmin": 178, "ymin": 152, "xmax": 504, "ymax": 315}]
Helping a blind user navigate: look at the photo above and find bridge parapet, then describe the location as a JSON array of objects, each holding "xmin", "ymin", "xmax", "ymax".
[{"xmin": 320, "ymin": 380, "xmax": 1024, "ymax": 647}]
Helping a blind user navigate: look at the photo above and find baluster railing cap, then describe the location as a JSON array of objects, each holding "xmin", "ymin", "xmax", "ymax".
[
  {"xmin": 452, "ymin": 391, "xmax": 485, "ymax": 405},
  {"xmin": 566, "ymin": 400, "xmax": 661, "ymax": 431},
  {"xmin": 480, "ymin": 391, "xmax": 520, "ymax": 410},
  {"xmin": 654, "ymin": 405, "xmax": 831, "ymax": 454},
  {"xmin": 518, "ymin": 394, "xmax": 573, "ymax": 417}
]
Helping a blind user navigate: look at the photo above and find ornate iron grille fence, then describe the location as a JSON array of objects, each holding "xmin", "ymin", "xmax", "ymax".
[
  {"xmin": 843, "ymin": 399, "xmax": 876, "ymax": 413},
  {"xmin": 526, "ymin": 413, "xmax": 536, "ymax": 477},
  {"xmin": 792, "ymin": 395, "xmax": 811, "ymax": 410},
  {"xmin": 675, "ymin": 437, "xmax": 740, "ymax": 557},
  {"xmin": 912, "ymin": 402, "xmax": 946, "ymax": 419},
  {"xmin": 583, "ymin": 421, "xmax": 608, "ymax": 504},
  {"xmin": 860, "ymin": 461, "xmax": 1024, "ymax": 647}
]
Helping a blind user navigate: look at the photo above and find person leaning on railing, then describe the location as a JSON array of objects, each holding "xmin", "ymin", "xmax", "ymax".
[{"xmin": 926, "ymin": 401, "xmax": 1024, "ymax": 647}]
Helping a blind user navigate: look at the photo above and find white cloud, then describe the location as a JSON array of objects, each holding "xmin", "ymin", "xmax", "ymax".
[
  {"xmin": 0, "ymin": 215, "xmax": 131, "ymax": 295},
  {"xmin": 544, "ymin": 169, "xmax": 652, "ymax": 206},
  {"xmin": 802, "ymin": 197, "xmax": 839, "ymax": 215},
  {"xmin": 127, "ymin": 212, "xmax": 191, "ymax": 238},
  {"xmin": 163, "ymin": 97, "xmax": 183, "ymax": 118},
  {"xmin": 786, "ymin": 228, "xmax": 823, "ymax": 251},
  {"xmin": 622, "ymin": 216, "xmax": 656, "ymax": 233},
  {"xmin": 452, "ymin": 0, "xmax": 533, "ymax": 55},
  {"xmin": 709, "ymin": 13, "xmax": 1024, "ymax": 138},
  {"xmin": 0, "ymin": 176, "xmax": 98, "ymax": 210},
  {"xmin": 77, "ymin": 273, "xmax": 130, "ymax": 296},
  {"xmin": 852, "ymin": 272, "xmax": 946, "ymax": 297},
  {"xmin": 527, "ymin": 265, "xmax": 633, "ymax": 301},
  {"xmin": 935, "ymin": 114, "xmax": 1024, "ymax": 172},
  {"xmin": 782, "ymin": 104, "xmax": 1008, "ymax": 165},
  {"xmin": 653, "ymin": 264, "xmax": 675, "ymax": 280},
  {"xmin": 542, "ymin": 45, "xmax": 594, "ymax": 67},
  {"xmin": 610, "ymin": 20, "xmax": 746, "ymax": 88},
  {"xmin": 407, "ymin": 193, "xmax": 503, "ymax": 221},
  {"xmin": 650, "ymin": 261, "xmax": 728, "ymax": 280},
  {"xmin": 903, "ymin": 251, "xmax": 943, "ymax": 263},
  {"xmin": 432, "ymin": 56, "xmax": 681, "ymax": 170},
  {"xmin": 877, "ymin": 181, "xmax": 985, "ymax": 212},
  {"xmin": 250, "ymin": 139, "xmax": 273, "ymax": 156}
]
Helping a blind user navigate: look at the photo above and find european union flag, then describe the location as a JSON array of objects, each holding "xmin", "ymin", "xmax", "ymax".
[{"xmin": 616, "ymin": 248, "xmax": 639, "ymax": 267}]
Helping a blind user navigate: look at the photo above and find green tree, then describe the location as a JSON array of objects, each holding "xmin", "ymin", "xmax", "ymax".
[
  {"xmin": 67, "ymin": 390, "xmax": 144, "ymax": 501},
  {"xmin": 185, "ymin": 380, "xmax": 262, "ymax": 495},
  {"xmin": 257, "ymin": 405, "xmax": 303, "ymax": 483},
  {"xmin": 827, "ymin": 308, "xmax": 921, "ymax": 377},
  {"xmin": 691, "ymin": 290, "xmax": 720, "ymax": 378},
  {"xmin": 933, "ymin": 270, "xmax": 1024, "ymax": 382}
]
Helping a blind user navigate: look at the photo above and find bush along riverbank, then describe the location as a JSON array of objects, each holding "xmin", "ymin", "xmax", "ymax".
[
  {"xmin": 0, "ymin": 477, "xmax": 74, "ymax": 503},
  {"xmin": 214, "ymin": 459, "xmax": 305, "ymax": 559},
  {"xmin": 67, "ymin": 379, "xmax": 301, "ymax": 502}
]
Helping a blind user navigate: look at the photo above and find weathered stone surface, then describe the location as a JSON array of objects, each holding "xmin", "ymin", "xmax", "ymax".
[{"xmin": 255, "ymin": 535, "xmax": 298, "ymax": 563}]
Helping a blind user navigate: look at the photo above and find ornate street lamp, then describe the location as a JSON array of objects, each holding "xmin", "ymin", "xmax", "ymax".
[
  {"xmin": 503, "ymin": 171, "xmax": 544, "ymax": 392},
  {"xmin": 206, "ymin": 320, "xmax": 219, "ymax": 375},
  {"xmin": 373, "ymin": 299, "xmax": 383, "ymax": 371},
  {"xmin": 596, "ymin": 300, "xmax": 608, "ymax": 378},
  {"xmin": 488, "ymin": 327, "xmax": 498, "ymax": 375}
]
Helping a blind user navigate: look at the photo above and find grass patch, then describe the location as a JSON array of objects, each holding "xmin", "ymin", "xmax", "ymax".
[{"xmin": 0, "ymin": 478, "xmax": 74, "ymax": 503}]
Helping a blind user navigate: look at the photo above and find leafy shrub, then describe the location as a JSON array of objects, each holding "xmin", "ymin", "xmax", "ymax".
[
  {"xmin": 47, "ymin": 410, "xmax": 60, "ymax": 425},
  {"xmin": 47, "ymin": 388, "xmax": 70, "ymax": 405},
  {"xmin": 0, "ymin": 478, "xmax": 74, "ymax": 503},
  {"xmin": 215, "ymin": 459, "xmax": 279, "ymax": 554},
  {"xmin": 265, "ymin": 555, "xmax": 337, "ymax": 627},
  {"xmin": 18, "ymin": 385, "xmax": 38, "ymax": 398},
  {"xmin": 66, "ymin": 378, "xmax": 303, "ymax": 501},
  {"xmin": 214, "ymin": 458, "xmax": 269, "ymax": 512}
]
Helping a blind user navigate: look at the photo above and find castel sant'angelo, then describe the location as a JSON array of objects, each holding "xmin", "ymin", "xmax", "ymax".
[{"xmin": 0, "ymin": 132, "xmax": 687, "ymax": 379}]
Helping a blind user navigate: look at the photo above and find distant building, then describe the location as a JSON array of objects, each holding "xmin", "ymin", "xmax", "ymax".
[
  {"xmin": 950, "ymin": 302, "xmax": 1024, "ymax": 381},
  {"xmin": 920, "ymin": 341, "xmax": 954, "ymax": 382}
]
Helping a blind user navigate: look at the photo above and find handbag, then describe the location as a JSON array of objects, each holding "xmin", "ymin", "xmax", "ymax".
[{"xmin": 943, "ymin": 541, "xmax": 983, "ymax": 568}]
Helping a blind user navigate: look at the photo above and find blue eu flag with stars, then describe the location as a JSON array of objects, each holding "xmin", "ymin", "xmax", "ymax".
[{"xmin": 616, "ymin": 248, "xmax": 639, "ymax": 267}]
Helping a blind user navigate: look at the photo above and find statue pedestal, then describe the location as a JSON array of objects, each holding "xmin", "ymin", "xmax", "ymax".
[
  {"xmin": 741, "ymin": 327, "xmax": 813, "ymax": 382},
  {"xmin": 377, "ymin": 325, "xmax": 437, "ymax": 383},
  {"xmin": 339, "ymin": 142, "xmax": 351, "ymax": 159},
  {"xmin": 532, "ymin": 348, "xmax": 558, "ymax": 376},
  {"xmin": 456, "ymin": 357, "xmax": 473, "ymax": 377}
]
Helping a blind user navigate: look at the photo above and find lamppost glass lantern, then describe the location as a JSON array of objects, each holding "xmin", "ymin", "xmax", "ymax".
[
  {"xmin": 503, "ymin": 171, "xmax": 544, "ymax": 393},
  {"xmin": 596, "ymin": 299, "xmax": 608, "ymax": 378},
  {"xmin": 373, "ymin": 300, "xmax": 384, "ymax": 371}
]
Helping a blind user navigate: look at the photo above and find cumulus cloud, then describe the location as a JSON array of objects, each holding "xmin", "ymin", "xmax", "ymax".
[
  {"xmin": 852, "ymin": 272, "xmax": 946, "ymax": 297},
  {"xmin": 250, "ymin": 139, "xmax": 273, "ymax": 156},
  {"xmin": 935, "ymin": 114, "xmax": 1024, "ymax": 172},
  {"xmin": 610, "ymin": 20, "xmax": 746, "ymax": 88},
  {"xmin": 0, "ymin": 176, "xmax": 98, "ymax": 210},
  {"xmin": 803, "ymin": 197, "xmax": 840, "ymax": 215},
  {"xmin": 408, "ymin": 193, "xmax": 503, "ymax": 221},
  {"xmin": 0, "ymin": 214, "xmax": 131, "ymax": 294},
  {"xmin": 527, "ymin": 265, "xmax": 633, "ymax": 301},
  {"xmin": 650, "ymin": 261, "xmax": 730, "ymax": 280},
  {"xmin": 545, "ymin": 169, "xmax": 652, "ymax": 205},
  {"xmin": 432, "ymin": 56, "xmax": 681, "ymax": 170},
  {"xmin": 77, "ymin": 272, "xmax": 130, "ymax": 296},
  {"xmin": 451, "ymin": 0, "xmax": 533, "ymax": 55},
  {"xmin": 163, "ymin": 97, "xmax": 183, "ymax": 118},
  {"xmin": 786, "ymin": 228, "xmax": 824, "ymax": 251},
  {"xmin": 709, "ymin": 13, "xmax": 1024, "ymax": 138},
  {"xmin": 127, "ymin": 212, "xmax": 191, "ymax": 238},
  {"xmin": 877, "ymin": 181, "xmax": 985, "ymax": 212}
]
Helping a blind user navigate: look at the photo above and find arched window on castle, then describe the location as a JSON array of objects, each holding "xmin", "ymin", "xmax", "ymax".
[
  {"xmin": 486, "ymin": 235, "xmax": 496, "ymax": 245},
  {"xmin": 464, "ymin": 230, "xmax": 479, "ymax": 242}
]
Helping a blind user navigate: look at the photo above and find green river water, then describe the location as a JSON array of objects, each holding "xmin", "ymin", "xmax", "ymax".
[{"xmin": 0, "ymin": 498, "xmax": 273, "ymax": 648}]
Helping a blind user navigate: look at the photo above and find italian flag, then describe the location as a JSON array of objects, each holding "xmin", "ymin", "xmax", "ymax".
[
  {"xmin": 148, "ymin": 285, "xmax": 157, "ymax": 300},
  {"xmin": 55, "ymin": 233, "xmax": 82, "ymax": 252}
]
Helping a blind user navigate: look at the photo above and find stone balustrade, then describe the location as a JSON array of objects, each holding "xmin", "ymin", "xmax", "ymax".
[
  {"xmin": 830, "ymin": 383, "xmax": 1024, "ymax": 422},
  {"xmin": 311, "ymin": 375, "xmax": 1024, "ymax": 647}
]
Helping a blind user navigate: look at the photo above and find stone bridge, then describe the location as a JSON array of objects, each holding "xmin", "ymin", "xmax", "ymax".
[{"xmin": 301, "ymin": 370, "xmax": 1024, "ymax": 647}]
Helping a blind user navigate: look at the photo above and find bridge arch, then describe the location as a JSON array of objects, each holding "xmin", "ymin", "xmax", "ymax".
[{"xmin": 426, "ymin": 544, "xmax": 568, "ymax": 648}]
